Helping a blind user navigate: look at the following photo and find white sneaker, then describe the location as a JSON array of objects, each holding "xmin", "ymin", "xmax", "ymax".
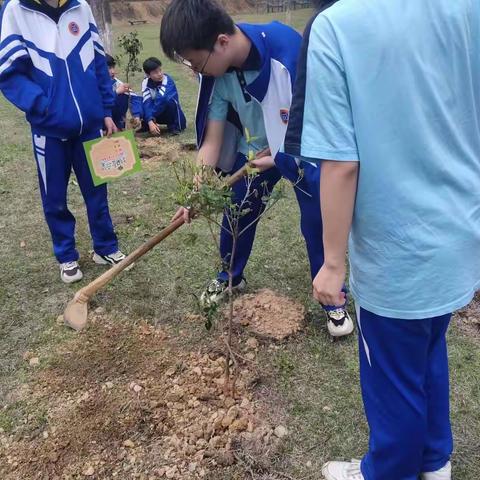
[
  {"xmin": 200, "ymin": 277, "xmax": 246, "ymax": 307},
  {"xmin": 326, "ymin": 308, "xmax": 355, "ymax": 337},
  {"xmin": 60, "ymin": 261, "xmax": 83, "ymax": 284},
  {"xmin": 421, "ymin": 461, "xmax": 452, "ymax": 480},
  {"xmin": 322, "ymin": 459, "xmax": 364, "ymax": 480},
  {"xmin": 93, "ymin": 250, "xmax": 126, "ymax": 266}
]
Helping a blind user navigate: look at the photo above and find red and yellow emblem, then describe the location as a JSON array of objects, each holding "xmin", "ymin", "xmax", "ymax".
[
  {"xmin": 68, "ymin": 22, "xmax": 80, "ymax": 36},
  {"xmin": 280, "ymin": 108, "xmax": 289, "ymax": 125}
]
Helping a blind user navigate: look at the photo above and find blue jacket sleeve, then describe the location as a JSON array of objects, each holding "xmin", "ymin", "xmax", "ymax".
[
  {"xmin": 87, "ymin": 9, "xmax": 115, "ymax": 118},
  {"xmin": 130, "ymin": 93, "xmax": 143, "ymax": 118},
  {"xmin": 0, "ymin": 5, "xmax": 49, "ymax": 116},
  {"xmin": 274, "ymin": 151, "xmax": 303, "ymax": 184},
  {"xmin": 142, "ymin": 80, "xmax": 155, "ymax": 122}
]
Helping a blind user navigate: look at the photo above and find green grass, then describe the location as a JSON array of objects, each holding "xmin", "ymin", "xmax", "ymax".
[{"xmin": 1, "ymin": 8, "xmax": 480, "ymax": 479}]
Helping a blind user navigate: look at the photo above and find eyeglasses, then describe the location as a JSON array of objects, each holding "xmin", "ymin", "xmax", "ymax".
[{"xmin": 175, "ymin": 47, "xmax": 214, "ymax": 75}]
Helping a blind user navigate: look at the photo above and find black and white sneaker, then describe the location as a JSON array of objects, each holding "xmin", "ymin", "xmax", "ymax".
[
  {"xmin": 60, "ymin": 261, "xmax": 83, "ymax": 284},
  {"xmin": 200, "ymin": 277, "xmax": 246, "ymax": 307},
  {"xmin": 92, "ymin": 250, "xmax": 126, "ymax": 266},
  {"xmin": 325, "ymin": 308, "xmax": 354, "ymax": 338}
]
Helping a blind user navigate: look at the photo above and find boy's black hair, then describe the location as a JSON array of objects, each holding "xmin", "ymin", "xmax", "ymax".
[
  {"xmin": 313, "ymin": 0, "xmax": 337, "ymax": 9},
  {"xmin": 160, "ymin": 0, "xmax": 235, "ymax": 60},
  {"xmin": 143, "ymin": 57, "xmax": 162, "ymax": 74},
  {"xmin": 105, "ymin": 54, "xmax": 116, "ymax": 68}
]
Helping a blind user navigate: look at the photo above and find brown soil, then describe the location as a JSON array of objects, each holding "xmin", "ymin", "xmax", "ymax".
[
  {"xmin": 136, "ymin": 135, "xmax": 181, "ymax": 168},
  {"xmin": 456, "ymin": 292, "xmax": 480, "ymax": 338},
  {"xmin": 110, "ymin": 1, "xmax": 254, "ymax": 25},
  {"xmin": 0, "ymin": 314, "xmax": 286, "ymax": 479},
  {"xmin": 231, "ymin": 289, "xmax": 305, "ymax": 341}
]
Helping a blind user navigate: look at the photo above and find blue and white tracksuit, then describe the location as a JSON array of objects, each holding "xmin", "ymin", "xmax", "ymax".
[
  {"xmin": 0, "ymin": 0, "xmax": 119, "ymax": 263},
  {"xmin": 111, "ymin": 77, "xmax": 143, "ymax": 130},
  {"xmin": 142, "ymin": 75, "xmax": 186, "ymax": 132},
  {"xmin": 285, "ymin": 6, "xmax": 453, "ymax": 478},
  {"xmin": 197, "ymin": 22, "xmax": 343, "ymax": 308}
]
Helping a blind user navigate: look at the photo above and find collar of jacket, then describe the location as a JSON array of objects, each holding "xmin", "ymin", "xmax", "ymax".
[
  {"xmin": 235, "ymin": 23, "xmax": 272, "ymax": 103},
  {"xmin": 19, "ymin": 0, "xmax": 79, "ymax": 20},
  {"xmin": 147, "ymin": 75, "xmax": 168, "ymax": 90}
]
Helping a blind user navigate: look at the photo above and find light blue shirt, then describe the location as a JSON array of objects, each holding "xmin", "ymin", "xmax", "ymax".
[
  {"xmin": 301, "ymin": 0, "xmax": 480, "ymax": 319},
  {"xmin": 208, "ymin": 70, "xmax": 268, "ymax": 156}
]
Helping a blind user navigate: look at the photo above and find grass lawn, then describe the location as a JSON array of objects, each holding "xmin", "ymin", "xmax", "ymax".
[{"xmin": 1, "ymin": 8, "xmax": 480, "ymax": 479}]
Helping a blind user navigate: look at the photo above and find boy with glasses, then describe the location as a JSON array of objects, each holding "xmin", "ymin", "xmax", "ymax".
[{"xmin": 161, "ymin": 0, "xmax": 354, "ymax": 337}]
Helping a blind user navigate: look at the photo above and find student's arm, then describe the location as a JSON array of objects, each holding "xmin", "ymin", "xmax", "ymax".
[
  {"xmin": 199, "ymin": 80, "xmax": 228, "ymax": 167},
  {"xmin": 315, "ymin": 161, "xmax": 358, "ymax": 306},
  {"xmin": 293, "ymin": 14, "xmax": 360, "ymax": 306},
  {"xmin": 141, "ymin": 78, "xmax": 154, "ymax": 122},
  {"xmin": 171, "ymin": 118, "xmax": 226, "ymax": 224},
  {"xmin": 130, "ymin": 93, "xmax": 143, "ymax": 124},
  {"xmin": 0, "ymin": 6, "xmax": 49, "ymax": 115},
  {"xmin": 171, "ymin": 81, "xmax": 228, "ymax": 223},
  {"xmin": 87, "ymin": 7, "xmax": 116, "ymax": 130},
  {"xmin": 196, "ymin": 119, "xmax": 225, "ymax": 168},
  {"xmin": 141, "ymin": 79, "xmax": 161, "ymax": 134}
]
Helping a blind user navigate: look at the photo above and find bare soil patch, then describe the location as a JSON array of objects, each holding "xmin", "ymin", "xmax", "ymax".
[
  {"xmin": 0, "ymin": 313, "xmax": 287, "ymax": 479},
  {"xmin": 231, "ymin": 289, "xmax": 305, "ymax": 341}
]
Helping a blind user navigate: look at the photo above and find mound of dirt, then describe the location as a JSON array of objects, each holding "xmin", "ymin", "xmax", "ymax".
[
  {"xmin": 0, "ymin": 317, "xmax": 284, "ymax": 479},
  {"xmin": 110, "ymin": 0, "xmax": 254, "ymax": 25},
  {"xmin": 231, "ymin": 289, "xmax": 305, "ymax": 340}
]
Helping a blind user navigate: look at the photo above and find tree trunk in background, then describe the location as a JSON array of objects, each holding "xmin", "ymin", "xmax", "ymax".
[{"xmin": 88, "ymin": 0, "xmax": 114, "ymax": 54}]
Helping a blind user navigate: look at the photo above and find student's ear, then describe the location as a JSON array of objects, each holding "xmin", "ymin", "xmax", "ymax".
[{"xmin": 217, "ymin": 34, "xmax": 230, "ymax": 50}]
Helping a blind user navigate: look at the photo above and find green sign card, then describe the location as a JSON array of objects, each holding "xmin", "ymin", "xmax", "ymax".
[{"xmin": 84, "ymin": 130, "xmax": 142, "ymax": 186}]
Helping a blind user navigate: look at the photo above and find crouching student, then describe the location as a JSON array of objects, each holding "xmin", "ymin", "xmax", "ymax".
[{"xmin": 142, "ymin": 57, "xmax": 186, "ymax": 135}]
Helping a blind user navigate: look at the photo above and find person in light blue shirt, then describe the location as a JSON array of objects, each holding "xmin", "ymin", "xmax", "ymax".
[{"xmin": 286, "ymin": 0, "xmax": 480, "ymax": 479}]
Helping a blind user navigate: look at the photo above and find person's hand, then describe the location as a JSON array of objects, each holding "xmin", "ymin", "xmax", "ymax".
[
  {"xmin": 132, "ymin": 117, "xmax": 142, "ymax": 129},
  {"xmin": 148, "ymin": 120, "xmax": 161, "ymax": 136},
  {"xmin": 104, "ymin": 117, "xmax": 118, "ymax": 136},
  {"xmin": 116, "ymin": 83, "xmax": 131, "ymax": 95},
  {"xmin": 171, "ymin": 206, "xmax": 194, "ymax": 224},
  {"xmin": 249, "ymin": 155, "xmax": 275, "ymax": 172},
  {"xmin": 312, "ymin": 263, "xmax": 346, "ymax": 307}
]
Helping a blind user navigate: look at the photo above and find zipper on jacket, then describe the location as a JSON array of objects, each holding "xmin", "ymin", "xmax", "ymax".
[{"xmin": 56, "ymin": 16, "xmax": 83, "ymax": 135}]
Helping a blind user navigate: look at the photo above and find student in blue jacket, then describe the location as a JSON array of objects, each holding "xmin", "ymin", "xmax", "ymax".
[
  {"xmin": 161, "ymin": 0, "xmax": 353, "ymax": 337},
  {"xmin": 0, "ymin": 0, "xmax": 126, "ymax": 285},
  {"xmin": 141, "ymin": 57, "xmax": 186, "ymax": 135},
  {"xmin": 105, "ymin": 53, "xmax": 143, "ymax": 131}
]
